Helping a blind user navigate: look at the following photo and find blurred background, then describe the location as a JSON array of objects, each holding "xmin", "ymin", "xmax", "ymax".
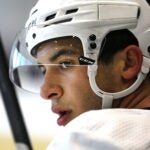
[{"xmin": 0, "ymin": 0, "xmax": 62, "ymax": 149}]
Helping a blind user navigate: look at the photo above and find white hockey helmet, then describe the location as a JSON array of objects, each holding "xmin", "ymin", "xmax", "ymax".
[{"xmin": 10, "ymin": 0, "xmax": 150, "ymax": 108}]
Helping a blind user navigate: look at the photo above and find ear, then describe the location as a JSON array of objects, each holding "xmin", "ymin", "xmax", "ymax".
[{"xmin": 122, "ymin": 45, "xmax": 143, "ymax": 80}]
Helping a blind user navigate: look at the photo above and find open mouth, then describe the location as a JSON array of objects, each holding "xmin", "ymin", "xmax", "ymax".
[
  {"xmin": 59, "ymin": 111, "xmax": 68, "ymax": 117},
  {"xmin": 57, "ymin": 110, "xmax": 71, "ymax": 126},
  {"xmin": 52, "ymin": 106, "xmax": 72, "ymax": 126}
]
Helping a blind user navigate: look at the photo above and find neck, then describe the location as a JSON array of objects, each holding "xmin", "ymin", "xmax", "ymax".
[{"xmin": 112, "ymin": 79, "xmax": 150, "ymax": 109}]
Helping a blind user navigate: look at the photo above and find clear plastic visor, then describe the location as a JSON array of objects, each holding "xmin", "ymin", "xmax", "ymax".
[{"xmin": 9, "ymin": 31, "xmax": 95, "ymax": 93}]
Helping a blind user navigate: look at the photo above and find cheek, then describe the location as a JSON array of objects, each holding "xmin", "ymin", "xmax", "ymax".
[
  {"xmin": 63, "ymin": 68, "xmax": 101, "ymax": 110},
  {"xmin": 62, "ymin": 67, "xmax": 90, "ymax": 100},
  {"xmin": 65, "ymin": 67, "xmax": 89, "ymax": 90},
  {"xmin": 96, "ymin": 64, "xmax": 115, "ymax": 92}
]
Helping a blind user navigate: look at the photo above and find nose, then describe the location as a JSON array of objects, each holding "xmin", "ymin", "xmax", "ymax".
[
  {"xmin": 40, "ymin": 84, "xmax": 63, "ymax": 100},
  {"xmin": 40, "ymin": 71, "xmax": 63, "ymax": 100}
]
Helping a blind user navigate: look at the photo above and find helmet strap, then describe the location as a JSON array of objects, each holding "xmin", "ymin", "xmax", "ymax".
[{"xmin": 88, "ymin": 61, "xmax": 149, "ymax": 109}]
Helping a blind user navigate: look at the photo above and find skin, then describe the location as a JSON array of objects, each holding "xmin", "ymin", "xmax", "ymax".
[
  {"xmin": 97, "ymin": 45, "xmax": 150, "ymax": 108},
  {"xmin": 37, "ymin": 37, "xmax": 101, "ymax": 126},
  {"xmin": 36, "ymin": 37, "xmax": 150, "ymax": 126}
]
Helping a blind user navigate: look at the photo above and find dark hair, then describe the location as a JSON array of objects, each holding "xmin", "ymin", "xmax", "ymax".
[{"xmin": 99, "ymin": 29, "xmax": 139, "ymax": 64}]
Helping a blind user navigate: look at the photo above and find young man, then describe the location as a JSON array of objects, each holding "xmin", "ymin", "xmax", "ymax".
[{"xmin": 10, "ymin": 0, "xmax": 150, "ymax": 149}]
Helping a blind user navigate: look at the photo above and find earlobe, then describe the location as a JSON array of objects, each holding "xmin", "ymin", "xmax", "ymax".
[{"xmin": 122, "ymin": 45, "xmax": 143, "ymax": 80}]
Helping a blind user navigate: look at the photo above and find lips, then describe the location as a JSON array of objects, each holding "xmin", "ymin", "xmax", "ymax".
[
  {"xmin": 52, "ymin": 107, "xmax": 71, "ymax": 126},
  {"xmin": 57, "ymin": 111, "xmax": 71, "ymax": 126}
]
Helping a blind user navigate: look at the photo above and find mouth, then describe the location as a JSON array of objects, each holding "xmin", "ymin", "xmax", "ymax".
[
  {"xmin": 57, "ymin": 111, "xmax": 71, "ymax": 126},
  {"xmin": 52, "ymin": 107, "xmax": 72, "ymax": 126}
]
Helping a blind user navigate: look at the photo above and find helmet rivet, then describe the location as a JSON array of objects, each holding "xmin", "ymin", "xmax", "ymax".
[
  {"xmin": 89, "ymin": 34, "xmax": 96, "ymax": 41},
  {"xmin": 32, "ymin": 33, "xmax": 36, "ymax": 39},
  {"xmin": 90, "ymin": 42, "xmax": 97, "ymax": 49}
]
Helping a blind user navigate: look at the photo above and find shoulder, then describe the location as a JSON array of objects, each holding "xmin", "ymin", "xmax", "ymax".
[
  {"xmin": 46, "ymin": 131, "xmax": 120, "ymax": 150},
  {"xmin": 67, "ymin": 109, "xmax": 150, "ymax": 130},
  {"xmin": 47, "ymin": 109, "xmax": 150, "ymax": 150}
]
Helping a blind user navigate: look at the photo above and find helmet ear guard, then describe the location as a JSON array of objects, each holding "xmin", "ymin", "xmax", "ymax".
[{"xmin": 10, "ymin": 0, "xmax": 150, "ymax": 108}]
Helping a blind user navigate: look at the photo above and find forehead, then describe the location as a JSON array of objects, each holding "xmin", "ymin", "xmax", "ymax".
[{"xmin": 36, "ymin": 36, "xmax": 83, "ymax": 57}]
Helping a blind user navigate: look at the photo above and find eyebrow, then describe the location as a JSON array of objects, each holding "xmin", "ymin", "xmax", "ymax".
[{"xmin": 49, "ymin": 49, "xmax": 78, "ymax": 62}]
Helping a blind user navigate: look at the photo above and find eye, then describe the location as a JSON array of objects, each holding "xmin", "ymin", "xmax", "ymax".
[
  {"xmin": 60, "ymin": 61, "xmax": 73, "ymax": 69},
  {"xmin": 39, "ymin": 65, "xmax": 46, "ymax": 74}
]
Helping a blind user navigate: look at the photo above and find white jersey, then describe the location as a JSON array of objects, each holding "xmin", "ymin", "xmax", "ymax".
[{"xmin": 46, "ymin": 109, "xmax": 150, "ymax": 150}]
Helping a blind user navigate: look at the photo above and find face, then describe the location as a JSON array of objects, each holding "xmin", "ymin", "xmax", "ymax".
[{"xmin": 36, "ymin": 36, "xmax": 101, "ymax": 126}]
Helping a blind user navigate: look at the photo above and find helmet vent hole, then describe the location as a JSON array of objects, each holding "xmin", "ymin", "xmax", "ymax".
[
  {"xmin": 52, "ymin": 18, "xmax": 72, "ymax": 25},
  {"xmin": 148, "ymin": 46, "xmax": 150, "ymax": 53},
  {"xmin": 137, "ymin": 8, "xmax": 140, "ymax": 18},
  {"xmin": 146, "ymin": 0, "xmax": 150, "ymax": 5},
  {"xmin": 66, "ymin": 8, "xmax": 78, "ymax": 14},
  {"xmin": 32, "ymin": 33, "xmax": 36, "ymax": 39},
  {"xmin": 45, "ymin": 13, "xmax": 56, "ymax": 21},
  {"xmin": 31, "ymin": 9, "xmax": 38, "ymax": 15}
]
